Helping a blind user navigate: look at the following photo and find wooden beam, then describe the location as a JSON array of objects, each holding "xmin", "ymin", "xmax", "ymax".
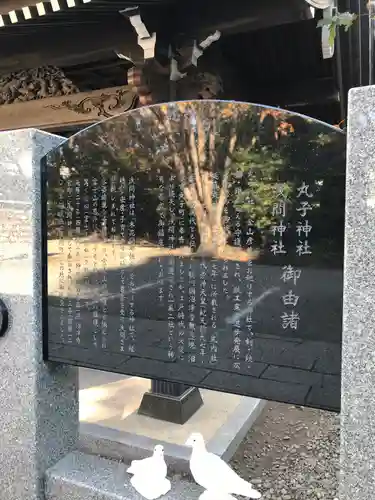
[
  {"xmin": 250, "ymin": 77, "xmax": 339, "ymax": 108},
  {"xmin": 0, "ymin": 15, "xmax": 143, "ymax": 73},
  {"xmin": 176, "ymin": 0, "xmax": 312, "ymax": 38},
  {"xmin": 0, "ymin": 0, "xmax": 313, "ymax": 75},
  {"xmin": 0, "ymin": 85, "xmax": 137, "ymax": 132},
  {"xmin": 0, "ymin": 0, "xmax": 38, "ymax": 14}
]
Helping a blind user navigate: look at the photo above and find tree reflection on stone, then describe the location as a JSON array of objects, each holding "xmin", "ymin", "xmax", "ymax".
[
  {"xmin": 44, "ymin": 100, "xmax": 346, "ymax": 412},
  {"xmin": 48, "ymin": 101, "xmax": 345, "ymax": 265}
]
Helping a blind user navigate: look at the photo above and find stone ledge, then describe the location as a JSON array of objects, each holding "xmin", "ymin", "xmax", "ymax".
[
  {"xmin": 45, "ymin": 451, "xmax": 202, "ymax": 500},
  {"xmin": 207, "ymin": 397, "xmax": 266, "ymax": 461},
  {"xmin": 79, "ymin": 425, "xmax": 191, "ymax": 474},
  {"xmin": 79, "ymin": 398, "xmax": 266, "ymax": 474}
]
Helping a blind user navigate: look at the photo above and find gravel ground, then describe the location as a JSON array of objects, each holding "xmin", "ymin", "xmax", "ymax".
[{"xmin": 229, "ymin": 402, "xmax": 340, "ymax": 500}]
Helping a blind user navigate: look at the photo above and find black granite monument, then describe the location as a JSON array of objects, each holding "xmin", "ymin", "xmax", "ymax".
[{"xmin": 42, "ymin": 100, "xmax": 346, "ymax": 412}]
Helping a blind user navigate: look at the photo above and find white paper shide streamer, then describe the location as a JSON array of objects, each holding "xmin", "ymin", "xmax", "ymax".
[
  {"xmin": 186, "ymin": 432, "xmax": 262, "ymax": 499},
  {"xmin": 127, "ymin": 444, "xmax": 171, "ymax": 499}
]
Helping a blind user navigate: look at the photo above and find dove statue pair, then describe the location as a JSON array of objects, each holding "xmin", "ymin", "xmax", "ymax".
[{"xmin": 127, "ymin": 432, "xmax": 262, "ymax": 500}]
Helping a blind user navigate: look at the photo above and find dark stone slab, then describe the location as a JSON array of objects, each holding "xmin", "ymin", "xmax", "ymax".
[
  {"xmin": 201, "ymin": 371, "xmax": 311, "ymax": 406},
  {"xmin": 313, "ymin": 348, "xmax": 342, "ymax": 375},
  {"xmin": 42, "ymin": 100, "xmax": 345, "ymax": 412},
  {"xmin": 211, "ymin": 359, "xmax": 267, "ymax": 377},
  {"xmin": 261, "ymin": 365, "xmax": 323, "ymax": 386},
  {"xmin": 49, "ymin": 343, "xmax": 129, "ymax": 370},
  {"xmin": 119, "ymin": 357, "xmax": 211, "ymax": 385},
  {"xmin": 306, "ymin": 375, "xmax": 341, "ymax": 411}
]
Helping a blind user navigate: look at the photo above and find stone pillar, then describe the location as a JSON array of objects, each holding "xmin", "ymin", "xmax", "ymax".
[
  {"xmin": 340, "ymin": 85, "xmax": 375, "ymax": 499},
  {"xmin": 0, "ymin": 129, "xmax": 79, "ymax": 500}
]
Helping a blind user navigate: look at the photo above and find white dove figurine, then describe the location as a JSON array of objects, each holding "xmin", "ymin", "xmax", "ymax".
[
  {"xmin": 127, "ymin": 444, "xmax": 167, "ymax": 478},
  {"xmin": 185, "ymin": 433, "xmax": 262, "ymax": 499},
  {"xmin": 130, "ymin": 474, "xmax": 171, "ymax": 500},
  {"xmin": 127, "ymin": 444, "xmax": 171, "ymax": 500}
]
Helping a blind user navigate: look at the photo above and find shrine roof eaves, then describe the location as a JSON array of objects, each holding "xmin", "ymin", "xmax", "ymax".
[
  {"xmin": 0, "ymin": 0, "xmax": 91, "ymax": 27},
  {"xmin": 0, "ymin": 0, "xmax": 170, "ymax": 29},
  {"xmin": 0, "ymin": 0, "xmax": 318, "ymax": 32}
]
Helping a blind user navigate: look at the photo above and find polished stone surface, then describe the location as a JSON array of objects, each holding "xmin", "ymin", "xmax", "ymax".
[
  {"xmin": 43, "ymin": 101, "xmax": 346, "ymax": 411},
  {"xmin": 340, "ymin": 86, "xmax": 375, "ymax": 500},
  {"xmin": 0, "ymin": 129, "xmax": 79, "ymax": 500}
]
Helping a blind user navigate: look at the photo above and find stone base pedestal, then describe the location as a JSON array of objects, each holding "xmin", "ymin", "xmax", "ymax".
[{"xmin": 138, "ymin": 386, "xmax": 203, "ymax": 424}]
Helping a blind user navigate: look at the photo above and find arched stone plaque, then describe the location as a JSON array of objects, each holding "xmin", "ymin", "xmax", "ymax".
[{"xmin": 42, "ymin": 100, "xmax": 346, "ymax": 411}]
